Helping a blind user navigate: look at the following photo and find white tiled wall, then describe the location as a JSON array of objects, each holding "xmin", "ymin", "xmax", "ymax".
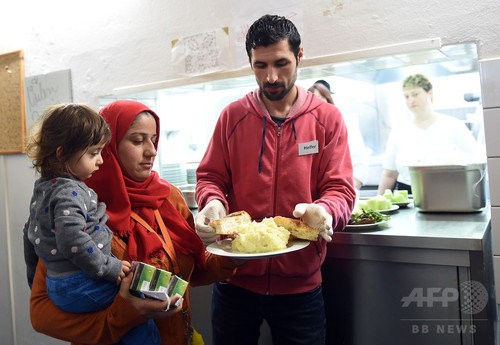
[
  {"xmin": 489, "ymin": 158, "xmax": 500, "ymax": 207},
  {"xmin": 484, "ymin": 108, "xmax": 500, "ymax": 158},
  {"xmin": 492, "ymin": 206, "xmax": 500, "ymax": 254},
  {"xmin": 480, "ymin": 58, "xmax": 500, "ymax": 301},
  {"xmin": 480, "ymin": 59, "xmax": 500, "ymax": 109}
]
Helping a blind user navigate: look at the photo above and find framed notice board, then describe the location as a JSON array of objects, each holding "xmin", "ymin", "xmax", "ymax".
[{"xmin": 0, "ymin": 50, "xmax": 26, "ymax": 154}]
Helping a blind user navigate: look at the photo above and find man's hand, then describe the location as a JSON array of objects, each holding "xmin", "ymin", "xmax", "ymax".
[
  {"xmin": 194, "ymin": 199, "xmax": 226, "ymax": 245},
  {"xmin": 293, "ymin": 203, "xmax": 333, "ymax": 242}
]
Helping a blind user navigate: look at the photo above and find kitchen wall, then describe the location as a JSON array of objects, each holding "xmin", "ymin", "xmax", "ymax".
[
  {"xmin": 1, "ymin": 0, "xmax": 500, "ymax": 344},
  {"xmin": 481, "ymin": 57, "xmax": 500, "ymax": 316},
  {"xmin": 114, "ymin": 67, "xmax": 483, "ymax": 188}
]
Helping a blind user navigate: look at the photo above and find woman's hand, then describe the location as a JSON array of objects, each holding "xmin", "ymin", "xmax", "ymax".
[{"xmin": 118, "ymin": 271, "xmax": 183, "ymax": 318}]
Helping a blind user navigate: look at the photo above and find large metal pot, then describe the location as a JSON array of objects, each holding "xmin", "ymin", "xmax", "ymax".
[{"xmin": 409, "ymin": 163, "xmax": 486, "ymax": 212}]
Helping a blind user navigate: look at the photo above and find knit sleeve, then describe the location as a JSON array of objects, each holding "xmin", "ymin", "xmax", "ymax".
[{"xmin": 52, "ymin": 182, "xmax": 122, "ymax": 282}]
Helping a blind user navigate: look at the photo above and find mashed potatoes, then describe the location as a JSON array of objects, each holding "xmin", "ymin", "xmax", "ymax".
[{"xmin": 231, "ymin": 218, "xmax": 290, "ymax": 253}]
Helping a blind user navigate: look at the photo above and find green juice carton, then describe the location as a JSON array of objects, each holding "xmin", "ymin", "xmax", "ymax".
[
  {"xmin": 130, "ymin": 261, "xmax": 156, "ymax": 292},
  {"xmin": 167, "ymin": 275, "xmax": 189, "ymax": 298},
  {"xmin": 130, "ymin": 262, "xmax": 188, "ymax": 305},
  {"xmin": 150, "ymin": 268, "xmax": 172, "ymax": 293},
  {"xmin": 167, "ymin": 275, "xmax": 189, "ymax": 307}
]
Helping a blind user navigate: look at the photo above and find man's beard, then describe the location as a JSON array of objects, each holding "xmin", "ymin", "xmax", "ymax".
[
  {"xmin": 261, "ymin": 81, "xmax": 293, "ymax": 101},
  {"xmin": 259, "ymin": 69, "xmax": 298, "ymax": 101}
]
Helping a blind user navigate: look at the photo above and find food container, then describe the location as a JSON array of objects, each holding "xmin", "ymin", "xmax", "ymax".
[
  {"xmin": 408, "ymin": 163, "xmax": 486, "ymax": 212},
  {"xmin": 179, "ymin": 184, "xmax": 197, "ymax": 209},
  {"xmin": 130, "ymin": 262, "xmax": 156, "ymax": 292}
]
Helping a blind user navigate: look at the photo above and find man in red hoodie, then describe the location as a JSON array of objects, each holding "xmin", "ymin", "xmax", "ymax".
[{"xmin": 194, "ymin": 14, "xmax": 356, "ymax": 345}]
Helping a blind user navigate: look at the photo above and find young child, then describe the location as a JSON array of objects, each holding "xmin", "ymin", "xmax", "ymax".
[{"xmin": 23, "ymin": 103, "xmax": 160, "ymax": 345}]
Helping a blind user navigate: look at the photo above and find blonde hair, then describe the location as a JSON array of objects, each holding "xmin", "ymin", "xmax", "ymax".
[
  {"xmin": 402, "ymin": 74, "xmax": 433, "ymax": 92},
  {"xmin": 26, "ymin": 103, "xmax": 111, "ymax": 178}
]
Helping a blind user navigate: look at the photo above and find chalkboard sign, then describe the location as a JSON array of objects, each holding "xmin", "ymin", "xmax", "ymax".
[
  {"xmin": 0, "ymin": 50, "xmax": 26, "ymax": 154},
  {"xmin": 24, "ymin": 69, "xmax": 73, "ymax": 130}
]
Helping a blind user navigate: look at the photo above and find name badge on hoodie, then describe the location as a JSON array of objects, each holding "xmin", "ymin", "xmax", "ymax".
[{"xmin": 298, "ymin": 140, "xmax": 319, "ymax": 156}]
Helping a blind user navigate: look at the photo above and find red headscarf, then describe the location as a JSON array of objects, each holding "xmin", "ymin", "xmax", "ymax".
[{"xmin": 86, "ymin": 100, "xmax": 205, "ymax": 268}]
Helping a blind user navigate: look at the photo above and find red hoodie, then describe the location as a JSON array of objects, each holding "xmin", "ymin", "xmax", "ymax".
[{"xmin": 196, "ymin": 86, "xmax": 355, "ymax": 294}]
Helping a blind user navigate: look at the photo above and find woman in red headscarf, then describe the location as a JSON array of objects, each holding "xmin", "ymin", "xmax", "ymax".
[{"xmin": 28, "ymin": 100, "xmax": 237, "ymax": 345}]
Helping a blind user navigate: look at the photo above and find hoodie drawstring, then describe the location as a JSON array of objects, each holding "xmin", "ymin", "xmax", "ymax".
[
  {"xmin": 291, "ymin": 119, "xmax": 297, "ymax": 141},
  {"xmin": 258, "ymin": 116, "xmax": 267, "ymax": 174}
]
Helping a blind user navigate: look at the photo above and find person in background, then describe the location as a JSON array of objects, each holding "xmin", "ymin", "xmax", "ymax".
[
  {"xmin": 377, "ymin": 73, "xmax": 485, "ymax": 194},
  {"xmin": 308, "ymin": 80, "xmax": 370, "ymax": 190},
  {"xmin": 23, "ymin": 103, "xmax": 161, "ymax": 345},
  {"xmin": 28, "ymin": 100, "xmax": 237, "ymax": 345},
  {"xmin": 194, "ymin": 14, "xmax": 355, "ymax": 345}
]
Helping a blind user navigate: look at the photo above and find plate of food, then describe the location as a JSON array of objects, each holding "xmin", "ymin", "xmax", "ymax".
[
  {"xmin": 345, "ymin": 220, "xmax": 389, "ymax": 231},
  {"xmin": 378, "ymin": 204, "xmax": 399, "ymax": 214},
  {"xmin": 391, "ymin": 200, "xmax": 412, "ymax": 208},
  {"xmin": 205, "ymin": 211, "xmax": 317, "ymax": 260},
  {"xmin": 381, "ymin": 189, "xmax": 412, "ymax": 208},
  {"xmin": 356, "ymin": 195, "xmax": 394, "ymax": 213},
  {"xmin": 206, "ymin": 239, "xmax": 310, "ymax": 259},
  {"xmin": 344, "ymin": 209, "xmax": 390, "ymax": 231}
]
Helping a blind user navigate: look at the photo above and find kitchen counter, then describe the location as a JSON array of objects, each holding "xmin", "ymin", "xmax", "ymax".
[
  {"xmin": 323, "ymin": 204, "xmax": 497, "ymax": 345},
  {"xmin": 333, "ymin": 206, "xmax": 489, "ymax": 250}
]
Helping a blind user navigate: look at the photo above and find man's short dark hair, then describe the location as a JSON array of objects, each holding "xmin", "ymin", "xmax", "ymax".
[{"xmin": 245, "ymin": 14, "xmax": 301, "ymax": 62}]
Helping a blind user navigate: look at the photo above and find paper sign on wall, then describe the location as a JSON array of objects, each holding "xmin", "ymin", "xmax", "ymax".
[
  {"xmin": 171, "ymin": 28, "xmax": 231, "ymax": 77},
  {"xmin": 24, "ymin": 69, "xmax": 73, "ymax": 130}
]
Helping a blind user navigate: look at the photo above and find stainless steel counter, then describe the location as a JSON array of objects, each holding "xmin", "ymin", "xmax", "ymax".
[
  {"xmin": 190, "ymin": 205, "xmax": 497, "ymax": 345},
  {"xmin": 323, "ymin": 204, "xmax": 497, "ymax": 345},
  {"xmin": 332, "ymin": 205, "xmax": 490, "ymax": 250}
]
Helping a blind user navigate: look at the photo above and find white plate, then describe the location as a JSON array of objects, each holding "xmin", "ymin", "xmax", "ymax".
[
  {"xmin": 379, "ymin": 205, "xmax": 399, "ymax": 214},
  {"xmin": 358, "ymin": 196, "xmax": 412, "ymax": 209},
  {"xmin": 345, "ymin": 220, "xmax": 389, "ymax": 231},
  {"xmin": 206, "ymin": 239, "xmax": 310, "ymax": 259},
  {"xmin": 392, "ymin": 201, "xmax": 412, "ymax": 208}
]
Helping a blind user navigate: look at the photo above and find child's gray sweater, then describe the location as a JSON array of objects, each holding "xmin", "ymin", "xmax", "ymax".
[{"xmin": 23, "ymin": 176, "xmax": 122, "ymax": 286}]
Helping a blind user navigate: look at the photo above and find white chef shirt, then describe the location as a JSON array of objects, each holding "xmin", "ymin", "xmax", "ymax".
[{"xmin": 383, "ymin": 114, "xmax": 486, "ymax": 185}]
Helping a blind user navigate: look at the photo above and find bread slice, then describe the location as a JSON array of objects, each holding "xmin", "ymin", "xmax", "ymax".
[
  {"xmin": 208, "ymin": 211, "xmax": 252, "ymax": 235},
  {"xmin": 273, "ymin": 216, "xmax": 319, "ymax": 241}
]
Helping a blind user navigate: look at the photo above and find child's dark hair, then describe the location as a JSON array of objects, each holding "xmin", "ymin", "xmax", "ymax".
[
  {"xmin": 245, "ymin": 14, "xmax": 301, "ymax": 62},
  {"xmin": 26, "ymin": 103, "xmax": 111, "ymax": 178}
]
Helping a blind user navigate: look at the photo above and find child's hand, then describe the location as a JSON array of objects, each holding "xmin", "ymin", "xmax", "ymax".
[
  {"xmin": 116, "ymin": 260, "xmax": 131, "ymax": 284},
  {"xmin": 122, "ymin": 260, "xmax": 131, "ymax": 274}
]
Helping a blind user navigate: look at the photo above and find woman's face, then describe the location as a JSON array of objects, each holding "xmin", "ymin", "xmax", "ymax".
[{"xmin": 117, "ymin": 112, "xmax": 158, "ymax": 181}]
